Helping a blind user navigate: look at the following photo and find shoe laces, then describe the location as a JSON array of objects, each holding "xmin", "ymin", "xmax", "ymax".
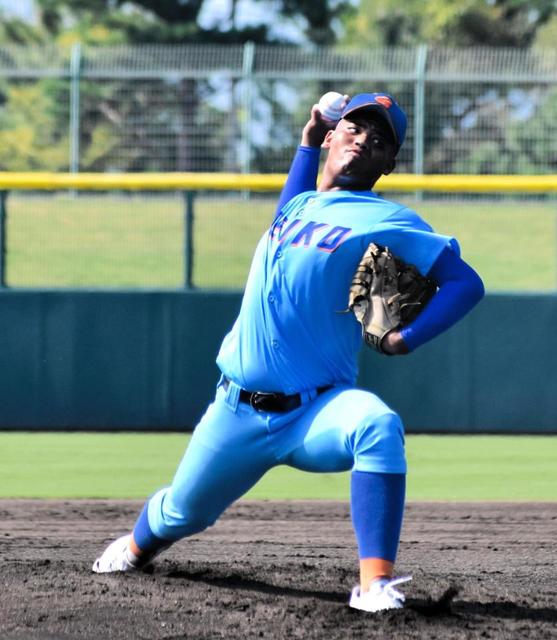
[{"xmin": 377, "ymin": 575, "xmax": 412, "ymax": 602}]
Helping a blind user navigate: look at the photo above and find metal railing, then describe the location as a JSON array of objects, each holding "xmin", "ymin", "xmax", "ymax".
[{"xmin": 1, "ymin": 44, "xmax": 556, "ymax": 176}]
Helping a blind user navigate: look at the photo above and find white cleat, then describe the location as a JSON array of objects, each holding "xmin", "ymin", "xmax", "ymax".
[
  {"xmin": 92, "ymin": 534, "xmax": 138, "ymax": 573},
  {"xmin": 349, "ymin": 576, "xmax": 412, "ymax": 613}
]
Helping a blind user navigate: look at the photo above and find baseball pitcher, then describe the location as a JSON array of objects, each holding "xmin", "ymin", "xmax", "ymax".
[{"xmin": 93, "ymin": 92, "xmax": 484, "ymax": 613}]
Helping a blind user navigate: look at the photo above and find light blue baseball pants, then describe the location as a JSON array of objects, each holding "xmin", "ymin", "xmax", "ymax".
[{"xmin": 146, "ymin": 378, "xmax": 406, "ymax": 542}]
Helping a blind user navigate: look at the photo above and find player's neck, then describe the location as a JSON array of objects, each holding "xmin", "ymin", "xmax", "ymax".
[
  {"xmin": 318, "ymin": 165, "xmax": 378, "ymax": 192},
  {"xmin": 318, "ymin": 174, "xmax": 375, "ymax": 192}
]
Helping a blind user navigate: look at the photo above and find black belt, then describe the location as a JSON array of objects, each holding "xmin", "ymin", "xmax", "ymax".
[{"xmin": 222, "ymin": 377, "xmax": 332, "ymax": 413}]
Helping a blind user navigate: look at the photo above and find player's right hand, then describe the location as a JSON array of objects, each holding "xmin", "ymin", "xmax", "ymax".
[{"xmin": 301, "ymin": 97, "xmax": 349, "ymax": 148}]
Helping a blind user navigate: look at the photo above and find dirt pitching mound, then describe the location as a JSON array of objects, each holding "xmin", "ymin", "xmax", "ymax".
[{"xmin": 1, "ymin": 500, "xmax": 555, "ymax": 639}]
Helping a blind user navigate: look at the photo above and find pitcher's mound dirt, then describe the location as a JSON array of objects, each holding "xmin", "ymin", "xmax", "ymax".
[{"xmin": 1, "ymin": 500, "xmax": 555, "ymax": 639}]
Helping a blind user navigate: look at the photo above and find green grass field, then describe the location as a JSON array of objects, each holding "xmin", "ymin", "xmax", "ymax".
[
  {"xmin": 1, "ymin": 432, "xmax": 555, "ymax": 501},
  {"xmin": 6, "ymin": 193, "xmax": 557, "ymax": 290},
  {"xmin": 3, "ymin": 197, "xmax": 556, "ymax": 505}
]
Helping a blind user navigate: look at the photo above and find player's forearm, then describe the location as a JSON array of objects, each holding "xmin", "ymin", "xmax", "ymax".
[
  {"xmin": 273, "ymin": 103, "xmax": 338, "ymax": 217},
  {"xmin": 400, "ymin": 277, "xmax": 483, "ymax": 351},
  {"xmin": 274, "ymin": 146, "xmax": 321, "ymax": 216},
  {"xmin": 399, "ymin": 248, "xmax": 485, "ymax": 352}
]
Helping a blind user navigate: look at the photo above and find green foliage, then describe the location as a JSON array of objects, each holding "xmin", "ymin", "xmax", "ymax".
[
  {"xmin": 342, "ymin": 0, "xmax": 557, "ymax": 47},
  {"xmin": 0, "ymin": 16, "xmax": 47, "ymax": 44},
  {"xmin": 506, "ymin": 88, "xmax": 557, "ymax": 171},
  {"xmin": 0, "ymin": 81, "xmax": 69, "ymax": 171},
  {"xmin": 338, "ymin": 1, "xmax": 557, "ymax": 177},
  {"xmin": 453, "ymin": 87, "xmax": 557, "ymax": 175},
  {"xmin": 0, "ymin": 1, "xmax": 355, "ymax": 172},
  {"xmin": 1, "ymin": 2, "xmax": 556, "ymax": 174},
  {"xmin": 534, "ymin": 14, "xmax": 557, "ymax": 47},
  {"xmin": 32, "ymin": 0, "xmax": 353, "ymax": 46}
]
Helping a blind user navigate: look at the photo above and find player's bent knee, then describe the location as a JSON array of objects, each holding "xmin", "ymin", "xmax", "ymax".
[
  {"xmin": 353, "ymin": 412, "xmax": 406, "ymax": 474},
  {"xmin": 148, "ymin": 490, "xmax": 221, "ymax": 542}
]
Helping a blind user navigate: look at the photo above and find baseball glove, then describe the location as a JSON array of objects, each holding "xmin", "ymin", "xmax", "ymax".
[{"xmin": 347, "ymin": 242, "xmax": 437, "ymax": 354}]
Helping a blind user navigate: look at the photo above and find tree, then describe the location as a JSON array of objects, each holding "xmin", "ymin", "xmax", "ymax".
[
  {"xmin": 342, "ymin": 0, "xmax": 557, "ymax": 47},
  {"xmin": 32, "ymin": 0, "xmax": 352, "ymax": 45},
  {"xmin": 0, "ymin": 1, "xmax": 351, "ymax": 172},
  {"xmin": 453, "ymin": 87, "xmax": 557, "ymax": 174},
  {"xmin": 339, "ymin": 1, "xmax": 557, "ymax": 175},
  {"xmin": 0, "ymin": 81, "xmax": 69, "ymax": 170}
]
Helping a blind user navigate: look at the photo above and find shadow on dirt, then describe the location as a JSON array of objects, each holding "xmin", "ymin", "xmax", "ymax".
[
  {"xmin": 165, "ymin": 568, "xmax": 347, "ymax": 603},
  {"xmin": 166, "ymin": 568, "xmax": 557, "ymax": 625},
  {"xmin": 166, "ymin": 568, "xmax": 464, "ymax": 617},
  {"xmin": 453, "ymin": 600, "xmax": 557, "ymax": 624}
]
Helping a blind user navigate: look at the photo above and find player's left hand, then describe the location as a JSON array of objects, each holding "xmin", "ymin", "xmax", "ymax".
[
  {"xmin": 379, "ymin": 330, "xmax": 410, "ymax": 356},
  {"xmin": 346, "ymin": 242, "xmax": 437, "ymax": 355}
]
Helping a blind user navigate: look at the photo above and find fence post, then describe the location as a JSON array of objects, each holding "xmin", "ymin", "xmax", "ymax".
[
  {"xmin": 183, "ymin": 190, "xmax": 195, "ymax": 289},
  {"xmin": 69, "ymin": 42, "xmax": 82, "ymax": 174},
  {"xmin": 240, "ymin": 41, "xmax": 255, "ymax": 178},
  {"xmin": 0, "ymin": 191, "xmax": 7, "ymax": 288},
  {"xmin": 413, "ymin": 44, "xmax": 428, "ymax": 200}
]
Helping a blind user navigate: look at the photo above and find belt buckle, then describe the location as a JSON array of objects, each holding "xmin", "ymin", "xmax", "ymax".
[{"xmin": 250, "ymin": 391, "xmax": 281, "ymax": 412}]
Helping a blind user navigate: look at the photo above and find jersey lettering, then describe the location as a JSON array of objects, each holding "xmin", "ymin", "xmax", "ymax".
[
  {"xmin": 316, "ymin": 226, "xmax": 352, "ymax": 253},
  {"xmin": 271, "ymin": 218, "xmax": 302, "ymax": 243},
  {"xmin": 271, "ymin": 218, "xmax": 352, "ymax": 252},
  {"xmin": 291, "ymin": 221, "xmax": 329, "ymax": 247}
]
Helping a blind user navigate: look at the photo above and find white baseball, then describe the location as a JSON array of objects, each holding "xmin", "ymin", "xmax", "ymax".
[{"xmin": 318, "ymin": 91, "xmax": 345, "ymax": 123}]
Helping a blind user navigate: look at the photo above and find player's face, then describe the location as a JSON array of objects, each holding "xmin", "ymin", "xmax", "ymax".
[{"xmin": 320, "ymin": 113, "xmax": 397, "ymax": 190}]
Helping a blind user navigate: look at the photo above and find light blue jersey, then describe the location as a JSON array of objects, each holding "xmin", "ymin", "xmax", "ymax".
[
  {"xmin": 96, "ymin": 98, "xmax": 485, "ymax": 586},
  {"xmin": 217, "ymin": 190, "xmax": 457, "ymax": 393}
]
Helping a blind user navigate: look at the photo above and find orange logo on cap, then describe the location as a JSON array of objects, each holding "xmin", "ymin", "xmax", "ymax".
[{"xmin": 375, "ymin": 95, "xmax": 392, "ymax": 109}]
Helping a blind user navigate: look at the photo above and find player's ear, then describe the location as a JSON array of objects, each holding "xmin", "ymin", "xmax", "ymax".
[{"xmin": 322, "ymin": 129, "xmax": 335, "ymax": 149}]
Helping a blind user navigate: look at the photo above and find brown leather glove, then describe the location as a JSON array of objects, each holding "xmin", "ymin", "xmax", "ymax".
[{"xmin": 347, "ymin": 243, "xmax": 437, "ymax": 354}]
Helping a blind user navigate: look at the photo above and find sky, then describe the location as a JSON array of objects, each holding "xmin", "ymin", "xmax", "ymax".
[
  {"xmin": 199, "ymin": 0, "xmax": 305, "ymax": 41},
  {"xmin": 0, "ymin": 0, "xmax": 35, "ymax": 21}
]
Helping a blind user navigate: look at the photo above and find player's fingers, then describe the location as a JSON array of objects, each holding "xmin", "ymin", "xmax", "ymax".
[
  {"xmin": 311, "ymin": 103, "xmax": 323, "ymax": 119},
  {"xmin": 310, "ymin": 103, "xmax": 336, "ymax": 129}
]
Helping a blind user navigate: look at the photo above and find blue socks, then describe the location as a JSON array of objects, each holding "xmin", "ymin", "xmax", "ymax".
[
  {"xmin": 350, "ymin": 470, "xmax": 406, "ymax": 562},
  {"xmin": 132, "ymin": 501, "xmax": 169, "ymax": 553}
]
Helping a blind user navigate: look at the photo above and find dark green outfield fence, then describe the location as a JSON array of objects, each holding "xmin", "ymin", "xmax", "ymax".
[{"xmin": 0, "ymin": 290, "xmax": 555, "ymax": 433}]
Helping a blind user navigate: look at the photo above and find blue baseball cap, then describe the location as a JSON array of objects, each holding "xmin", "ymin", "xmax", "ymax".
[{"xmin": 341, "ymin": 93, "xmax": 407, "ymax": 149}]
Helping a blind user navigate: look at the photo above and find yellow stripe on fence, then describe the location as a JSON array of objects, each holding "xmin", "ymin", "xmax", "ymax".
[{"xmin": 0, "ymin": 172, "xmax": 555, "ymax": 193}]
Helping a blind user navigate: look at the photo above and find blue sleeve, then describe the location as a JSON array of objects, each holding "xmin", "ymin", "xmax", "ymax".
[
  {"xmin": 274, "ymin": 146, "xmax": 321, "ymax": 219},
  {"xmin": 400, "ymin": 246, "xmax": 485, "ymax": 352}
]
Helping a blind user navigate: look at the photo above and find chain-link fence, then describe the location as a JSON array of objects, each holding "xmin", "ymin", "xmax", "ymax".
[
  {"xmin": 1, "ymin": 44, "xmax": 556, "ymax": 292},
  {"xmin": 1, "ymin": 43, "xmax": 557, "ymax": 175},
  {"xmin": 2, "ymin": 188, "xmax": 555, "ymax": 292}
]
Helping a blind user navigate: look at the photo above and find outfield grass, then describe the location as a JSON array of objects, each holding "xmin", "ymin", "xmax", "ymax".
[
  {"xmin": 0, "ymin": 432, "xmax": 555, "ymax": 501},
  {"xmin": 6, "ymin": 194, "xmax": 557, "ymax": 290}
]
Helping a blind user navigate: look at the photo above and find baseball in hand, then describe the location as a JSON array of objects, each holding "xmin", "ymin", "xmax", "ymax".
[{"xmin": 318, "ymin": 91, "xmax": 345, "ymax": 123}]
